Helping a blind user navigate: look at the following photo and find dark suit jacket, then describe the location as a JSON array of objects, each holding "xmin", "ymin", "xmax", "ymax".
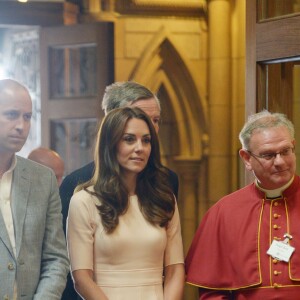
[{"xmin": 60, "ymin": 161, "xmax": 179, "ymax": 300}]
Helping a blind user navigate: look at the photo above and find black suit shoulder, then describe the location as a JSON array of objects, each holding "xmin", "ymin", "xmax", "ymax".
[
  {"xmin": 63, "ymin": 161, "xmax": 95, "ymax": 185},
  {"xmin": 60, "ymin": 162, "xmax": 95, "ymax": 232}
]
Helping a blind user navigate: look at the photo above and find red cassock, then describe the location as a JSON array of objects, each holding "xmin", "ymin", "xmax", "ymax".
[{"xmin": 185, "ymin": 176, "xmax": 300, "ymax": 299}]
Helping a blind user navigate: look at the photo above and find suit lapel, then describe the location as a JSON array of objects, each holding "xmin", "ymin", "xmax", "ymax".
[{"xmin": 11, "ymin": 157, "xmax": 30, "ymax": 258}]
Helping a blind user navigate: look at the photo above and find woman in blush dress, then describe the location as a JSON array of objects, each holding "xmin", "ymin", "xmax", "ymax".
[{"xmin": 67, "ymin": 107, "xmax": 185, "ymax": 300}]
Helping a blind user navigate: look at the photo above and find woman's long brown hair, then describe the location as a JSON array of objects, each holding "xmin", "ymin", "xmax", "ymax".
[{"xmin": 76, "ymin": 107, "xmax": 175, "ymax": 233}]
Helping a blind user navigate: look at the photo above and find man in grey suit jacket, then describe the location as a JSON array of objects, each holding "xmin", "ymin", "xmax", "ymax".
[{"xmin": 0, "ymin": 79, "xmax": 69, "ymax": 299}]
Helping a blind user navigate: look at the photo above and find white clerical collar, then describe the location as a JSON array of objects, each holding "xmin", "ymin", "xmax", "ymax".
[{"xmin": 255, "ymin": 176, "xmax": 294, "ymax": 199}]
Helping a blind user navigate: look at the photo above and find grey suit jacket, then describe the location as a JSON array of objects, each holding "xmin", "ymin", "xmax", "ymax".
[{"xmin": 0, "ymin": 156, "xmax": 69, "ymax": 300}]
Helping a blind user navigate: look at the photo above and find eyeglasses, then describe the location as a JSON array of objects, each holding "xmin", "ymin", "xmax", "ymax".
[{"xmin": 246, "ymin": 147, "xmax": 295, "ymax": 161}]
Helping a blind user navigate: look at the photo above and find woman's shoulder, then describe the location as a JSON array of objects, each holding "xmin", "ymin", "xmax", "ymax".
[
  {"xmin": 70, "ymin": 186, "xmax": 101, "ymax": 208},
  {"xmin": 69, "ymin": 186, "xmax": 102, "ymax": 223}
]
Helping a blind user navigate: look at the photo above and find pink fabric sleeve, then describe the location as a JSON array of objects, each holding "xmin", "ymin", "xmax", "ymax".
[
  {"xmin": 67, "ymin": 190, "xmax": 97, "ymax": 272},
  {"xmin": 164, "ymin": 202, "xmax": 184, "ymax": 266}
]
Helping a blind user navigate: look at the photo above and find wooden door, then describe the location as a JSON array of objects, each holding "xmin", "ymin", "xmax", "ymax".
[
  {"xmin": 40, "ymin": 22, "xmax": 114, "ymax": 174},
  {"xmin": 246, "ymin": 1, "xmax": 300, "ymax": 180}
]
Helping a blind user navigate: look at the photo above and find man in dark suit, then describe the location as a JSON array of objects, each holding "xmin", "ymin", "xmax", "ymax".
[
  {"xmin": 0, "ymin": 79, "xmax": 69, "ymax": 299},
  {"xmin": 60, "ymin": 81, "xmax": 179, "ymax": 300}
]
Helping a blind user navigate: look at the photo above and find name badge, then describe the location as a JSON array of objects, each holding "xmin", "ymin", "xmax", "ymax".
[{"xmin": 267, "ymin": 234, "xmax": 295, "ymax": 262}]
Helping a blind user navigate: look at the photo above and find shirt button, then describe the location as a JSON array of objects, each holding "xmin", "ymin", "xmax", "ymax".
[
  {"xmin": 274, "ymin": 270, "xmax": 281, "ymax": 275},
  {"xmin": 273, "ymin": 283, "xmax": 281, "ymax": 288},
  {"xmin": 273, "ymin": 213, "xmax": 279, "ymax": 219},
  {"xmin": 273, "ymin": 259, "xmax": 278, "ymax": 264},
  {"xmin": 273, "ymin": 224, "xmax": 280, "ymax": 229},
  {"xmin": 274, "ymin": 202, "xmax": 279, "ymax": 206},
  {"xmin": 7, "ymin": 262, "xmax": 14, "ymax": 270}
]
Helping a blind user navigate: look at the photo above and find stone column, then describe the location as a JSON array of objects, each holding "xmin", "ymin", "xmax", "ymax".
[
  {"xmin": 175, "ymin": 157, "xmax": 201, "ymax": 300},
  {"xmin": 208, "ymin": 0, "xmax": 231, "ymax": 207},
  {"xmin": 175, "ymin": 158, "xmax": 201, "ymax": 254}
]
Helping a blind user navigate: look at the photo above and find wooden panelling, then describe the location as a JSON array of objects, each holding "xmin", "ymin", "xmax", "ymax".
[
  {"xmin": 257, "ymin": 14, "xmax": 300, "ymax": 62},
  {"xmin": 0, "ymin": 2, "xmax": 78, "ymax": 26},
  {"xmin": 245, "ymin": 0, "xmax": 257, "ymax": 116}
]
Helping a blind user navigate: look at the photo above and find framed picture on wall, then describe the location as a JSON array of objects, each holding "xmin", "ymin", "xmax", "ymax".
[
  {"xmin": 50, "ymin": 117, "xmax": 99, "ymax": 175},
  {"xmin": 49, "ymin": 43, "xmax": 97, "ymax": 99}
]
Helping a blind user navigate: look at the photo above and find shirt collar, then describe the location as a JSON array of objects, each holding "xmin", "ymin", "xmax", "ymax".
[
  {"xmin": 6, "ymin": 155, "xmax": 17, "ymax": 174},
  {"xmin": 255, "ymin": 176, "xmax": 294, "ymax": 199}
]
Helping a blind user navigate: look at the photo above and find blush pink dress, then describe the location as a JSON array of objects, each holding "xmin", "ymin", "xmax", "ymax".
[{"xmin": 67, "ymin": 188, "xmax": 184, "ymax": 300}]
